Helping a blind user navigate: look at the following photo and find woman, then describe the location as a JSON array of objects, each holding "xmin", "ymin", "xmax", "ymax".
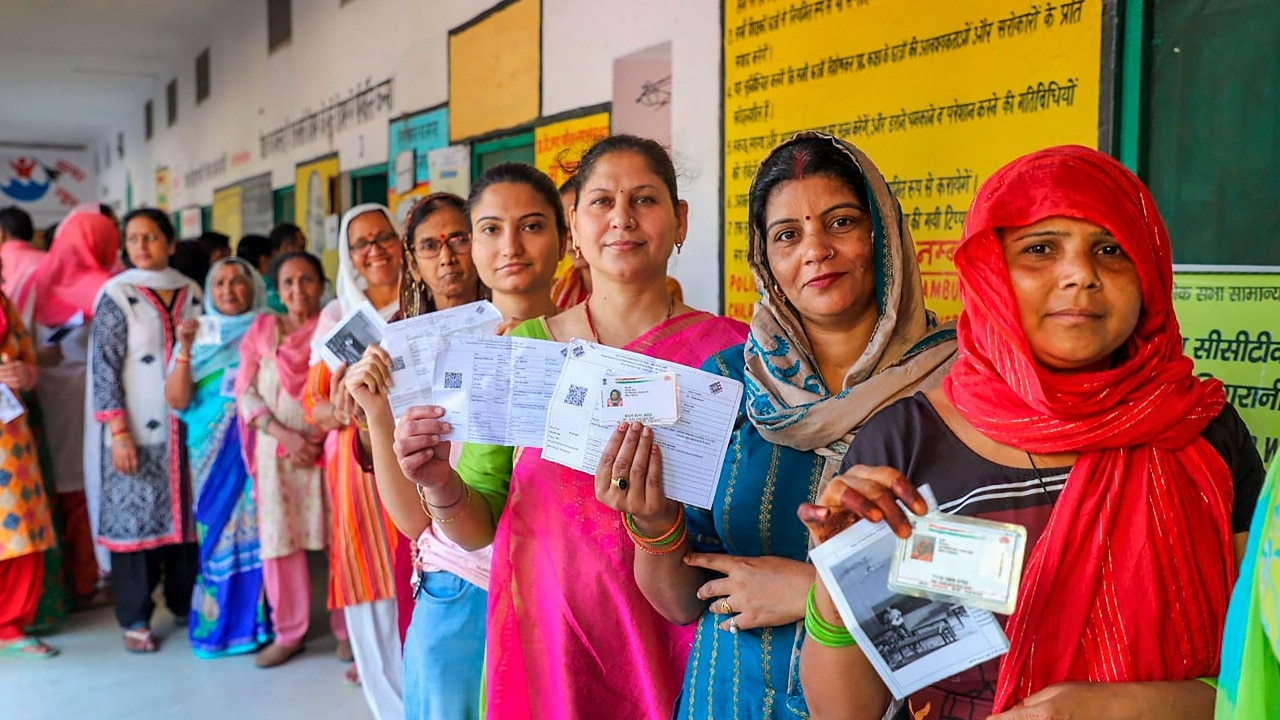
[
  {"xmin": 393, "ymin": 139, "xmax": 747, "ymax": 719},
  {"xmin": 798, "ymin": 145, "xmax": 1265, "ymax": 720},
  {"xmin": 1217, "ymin": 454, "xmax": 1279, "ymax": 720},
  {"xmin": 16, "ymin": 211, "xmax": 119, "ymax": 608},
  {"xmin": 552, "ymin": 174, "xmax": 684, "ymax": 310},
  {"xmin": 88, "ymin": 208, "xmax": 203, "ymax": 653},
  {"xmin": 344, "ymin": 191, "xmax": 494, "ymax": 720},
  {"xmin": 305, "ymin": 204, "xmax": 404, "ymax": 717},
  {"xmin": 0, "ymin": 257, "xmax": 58, "ymax": 658},
  {"xmin": 597, "ymin": 132, "xmax": 955, "ymax": 718},
  {"xmin": 236, "ymin": 251, "xmax": 331, "ymax": 668},
  {"xmin": 165, "ymin": 257, "xmax": 271, "ymax": 658}
]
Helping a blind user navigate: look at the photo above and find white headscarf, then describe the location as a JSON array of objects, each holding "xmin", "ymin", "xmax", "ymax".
[
  {"xmin": 335, "ymin": 203, "xmax": 401, "ymax": 319},
  {"xmin": 310, "ymin": 204, "xmax": 402, "ymax": 364}
]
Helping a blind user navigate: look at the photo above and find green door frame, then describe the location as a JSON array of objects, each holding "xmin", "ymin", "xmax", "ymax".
[{"xmin": 471, "ymin": 132, "xmax": 535, "ymax": 179}]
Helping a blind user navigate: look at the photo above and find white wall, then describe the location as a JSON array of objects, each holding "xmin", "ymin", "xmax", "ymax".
[{"xmin": 98, "ymin": 0, "xmax": 724, "ymax": 311}]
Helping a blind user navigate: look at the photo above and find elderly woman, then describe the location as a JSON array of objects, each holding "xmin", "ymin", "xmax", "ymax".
[
  {"xmin": 305, "ymin": 204, "xmax": 404, "ymax": 717},
  {"xmin": 798, "ymin": 145, "xmax": 1264, "ymax": 720},
  {"xmin": 88, "ymin": 208, "xmax": 203, "ymax": 653},
  {"xmin": 597, "ymin": 132, "xmax": 955, "ymax": 718},
  {"xmin": 236, "ymin": 251, "xmax": 331, "ymax": 668},
  {"xmin": 165, "ymin": 257, "xmax": 270, "ymax": 658}
]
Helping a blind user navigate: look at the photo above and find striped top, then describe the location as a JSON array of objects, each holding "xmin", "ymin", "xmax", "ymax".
[
  {"xmin": 842, "ymin": 392, "xmax": 1264, "ymax": 720},
  {"xmin": 305, "ymin": 362, "xmax": 399, "ymax": 608}
]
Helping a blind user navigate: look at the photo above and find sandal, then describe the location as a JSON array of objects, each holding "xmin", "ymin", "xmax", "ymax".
[
  {"xmin": 344, "ymin": 664, "xmax": 361, "ymax": 686},
  {"xmin": 0, "ymin": 636, "xmax": 59, "ymax": 660},
  {"xmin": 124, "ymin": 628, "xmax": 158, "ymax": 654}
]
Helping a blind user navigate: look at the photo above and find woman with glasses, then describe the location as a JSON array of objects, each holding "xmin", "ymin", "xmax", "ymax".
[
  {"xmin": 304, "ymin": 204, "xmax": 405, "ymax": 718},
  {"xmin": 87, "ymin": 208, "xmax": 203, "ymax": 653},
  {"xmin": 343, "ymin": 192, "xmax": 493, "ymax": 720}
]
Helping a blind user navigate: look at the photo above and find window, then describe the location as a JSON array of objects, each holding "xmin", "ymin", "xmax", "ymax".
[
  {"xmin": 268, "ymin": 0, "xmax": 291, "ymax": 53},
  {"xmin": 145, "ymin": 100, "xmax": 154, "ymax": 141},
  {"xmin": 195, "ymin": 48, "xmax": 210, "ymax": 104},
  {"xmin": 166, "ymin": 79, "xmax": 178, "ymax": 127}
]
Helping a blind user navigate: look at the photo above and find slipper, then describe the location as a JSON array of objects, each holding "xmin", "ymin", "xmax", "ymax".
[
  {"xmin": 124, "ymin": 628, "xmax": 158, "ymax": 654},
  {"xmin": 0, "ymin": 636, "xmax": 59, "ymax": 660}
]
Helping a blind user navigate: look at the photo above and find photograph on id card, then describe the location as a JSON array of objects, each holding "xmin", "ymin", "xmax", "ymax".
[
  {"xmin": 598, "ymin": 373, "xmax": 680, "ymax": 426},
  {"xmin": 888, "ymin": 514, "xmax": 1027, "ymax": 615}
]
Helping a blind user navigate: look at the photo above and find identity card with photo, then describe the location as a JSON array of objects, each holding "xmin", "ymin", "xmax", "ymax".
[
  {"xmin": 599, "ymin": 373, "xmax": 680, "ymax": 426},
  {"xmin": 888, "ymin": 513, "xmax": 1027, "ymax": 615},
  {"xmin": 194, "ymin": 316, "xmax": 222, "ymax": 346},
  {"xmin": 809, "ymin": 485, "xmax": 1010, "ymax": 699}
]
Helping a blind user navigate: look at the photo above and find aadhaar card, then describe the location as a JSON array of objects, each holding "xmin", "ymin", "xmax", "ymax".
[
  {"xmin": 887, "ymin": 514, "xmax": 1027, "ymax": 615},
  {"xmin": 599, "ymin": 373, "xmax": 680, "ymax": 426}
]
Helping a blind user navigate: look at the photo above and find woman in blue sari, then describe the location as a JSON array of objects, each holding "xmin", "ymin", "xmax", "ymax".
[{"xmin": 165, "ymin": 256, "xmax": 271, "ymax": 658}]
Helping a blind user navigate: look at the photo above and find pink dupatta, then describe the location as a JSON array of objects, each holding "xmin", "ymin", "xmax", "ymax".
[{"xmin": 484, "ymin": 312, "xmax": 749, "ymax": 720}]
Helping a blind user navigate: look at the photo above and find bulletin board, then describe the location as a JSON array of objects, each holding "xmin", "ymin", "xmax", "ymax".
[{"xmin": 721, "ymin": 0, "xmax": 1105, "ymax": 321}]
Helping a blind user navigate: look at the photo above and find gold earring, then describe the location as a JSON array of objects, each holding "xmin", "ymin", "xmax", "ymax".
[{"xmin": 573, "ymin": 241, "xmax": 582, "ymax": 260}]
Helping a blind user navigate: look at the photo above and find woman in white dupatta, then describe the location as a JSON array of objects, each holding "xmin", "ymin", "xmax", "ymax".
[
  {"xmin": 304, "ymin": 204, "xmax": 404, "ymax": 718},
  {"xmin": 86, "ymin": 208, "xmax": 202, "ymax": 653}
]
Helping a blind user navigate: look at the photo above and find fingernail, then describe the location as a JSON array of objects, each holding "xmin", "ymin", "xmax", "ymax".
[
  {"xmin": 642, "ymin": 426, "xmax": 652, "ymax": 438},
  {"xmin": 440, "ymin": 423, "xmax": 451, "ymax": 433},
  {"xmin": 814, "ymin": 507, "xmax": 830, "ymax": 520},
  {"xmin": 617, "ymin": 423, "xmax": 627, "ymax": 433},
  {"xmin": 650, "ymin": 445, "xmax": 658, "ymax": 454}
]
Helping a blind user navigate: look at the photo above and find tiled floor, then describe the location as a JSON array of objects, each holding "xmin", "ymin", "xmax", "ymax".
[{"xmin": 0, "ymin": 606, "xmax": 373, "ymax": 720}]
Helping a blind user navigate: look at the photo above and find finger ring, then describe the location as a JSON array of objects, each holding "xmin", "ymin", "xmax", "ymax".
[
  {"xmin": 611, "ymin": 477, "xmax": 630, "ymax": 491},
  {"xmin": 719, "ymin": 599, "xmax": 733, "ymax": 615},
  {"xmin": 728, "ymin": 618, "xmax": 739, "ymax": 635}
]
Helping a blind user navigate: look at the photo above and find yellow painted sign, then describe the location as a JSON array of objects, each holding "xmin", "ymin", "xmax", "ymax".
[
  {"xmin": 722, "ymin": 0, "xmax": 1102, "ymax": 321},
  {"xmin": 449, "ymin": 0, "xmax": 541, "ymax": 141},
  {"xmin": 534, "ymin": 111, "xmax": 611, "ymax": 190},
  {"xmin": 296, "ymin": 153, "xmax": 341, "ymax": 278},
  {"xmin": 1174, "ymin": 272, "xmax": 1280, "ymax": 466},
  {"xmin": 154, "ymin": 166, "xmax": 170, "ymax": 213},
  {"xmin": 211, "ymin": 183, "xmax": 242, "ymax": 246}
]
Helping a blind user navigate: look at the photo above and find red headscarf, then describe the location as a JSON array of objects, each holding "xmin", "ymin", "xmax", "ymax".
[
  {"xmin": 942, "ymin": 146, "xmax": 1235, "ymax": 709},
  {"xmin": 17, "ymin": 212, "xmax": 119, "ymax": 327}
]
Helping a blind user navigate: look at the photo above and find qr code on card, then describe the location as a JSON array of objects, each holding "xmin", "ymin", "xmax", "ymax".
[
  {"xmin": 443, "ymin": 372, "xmax": 464, "ymax": 390},
  {"xmin": 564, "ymin": 384, "xmax": 588, "ymax": 407}
]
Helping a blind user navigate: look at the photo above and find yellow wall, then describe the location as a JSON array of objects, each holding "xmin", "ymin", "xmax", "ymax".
[{"xmin": 449, "ymin": 0, "xmax": 542, "ymax": 142}]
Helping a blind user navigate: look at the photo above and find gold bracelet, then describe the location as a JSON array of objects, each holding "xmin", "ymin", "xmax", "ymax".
[{"xmin": 417, "ymin": 483, "xmax": 471, "ymax": 523}]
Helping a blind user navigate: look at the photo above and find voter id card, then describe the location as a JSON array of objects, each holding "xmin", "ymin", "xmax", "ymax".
[
  {"xmin": 887, "ymin": 513, "xmax": 1027, "ymax": 615},
  {"xmin": 599, "ymin": 373, "xmax": 680, "ymax": 426},
  {"xmin": 194, "ymin": 316, "xmax": 222, "ymax": 346}
]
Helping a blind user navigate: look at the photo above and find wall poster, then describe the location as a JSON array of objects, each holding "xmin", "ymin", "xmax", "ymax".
[{"xmin": 295, "ymin": 153, "xmax": 341, "ymax": 277}]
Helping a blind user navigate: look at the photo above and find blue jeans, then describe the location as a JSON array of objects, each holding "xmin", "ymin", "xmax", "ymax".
[{"xmin": 402, "ymin": 570, "xmax": 487, "ymax": 720}]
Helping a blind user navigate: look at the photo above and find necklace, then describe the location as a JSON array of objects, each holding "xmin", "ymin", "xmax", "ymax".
[
  {"xmin": 583, "ymin": 294, "xmax": 675, "ymax": 344},
  {"xmin": 1025, "ymin": 452, "xmax": 1057, "ymax": 507}
]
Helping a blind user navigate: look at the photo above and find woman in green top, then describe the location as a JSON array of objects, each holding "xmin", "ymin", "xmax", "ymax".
[{"xmin": 393, "ymin": 137, "xmax": 748, "ymax": 719}]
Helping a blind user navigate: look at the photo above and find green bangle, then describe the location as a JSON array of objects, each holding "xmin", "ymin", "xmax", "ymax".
[{"xmin": 805, "ymin": 584, "xmax": 856, "ymax": 648}]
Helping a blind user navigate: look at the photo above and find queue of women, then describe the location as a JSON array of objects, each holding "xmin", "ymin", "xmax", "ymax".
[{"xmin": 0, "ymin": 131, "xmax": 1275, "ymax": 720}]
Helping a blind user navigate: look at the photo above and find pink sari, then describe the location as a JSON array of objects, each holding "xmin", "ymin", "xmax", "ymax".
[{"xmin": 485, "ymin": 312, "xmax": 748, "ymax": 720}]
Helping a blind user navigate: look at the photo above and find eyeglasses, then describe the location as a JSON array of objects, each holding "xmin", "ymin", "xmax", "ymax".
[
  {"xmin": 414, "ymin": 233, "xmax": 472, "ymax": 259},
  {"xmin": 349, "ymin": 233, "xmax": 399, "ymax": 256}
]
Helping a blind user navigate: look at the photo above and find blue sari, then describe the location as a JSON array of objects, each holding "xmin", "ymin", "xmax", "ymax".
[{"xmin": 183, "ymin": 258, "xmax": 272, "ymax": 658}]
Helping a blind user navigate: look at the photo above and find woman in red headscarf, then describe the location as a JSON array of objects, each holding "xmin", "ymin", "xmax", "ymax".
[
  {"xmin": 15, "ymin": 211, "xmax": 119, "ymax": 608},
  {"xmin": 795, "ymin": 145, "xmax": 1264, "ymax": 720}
]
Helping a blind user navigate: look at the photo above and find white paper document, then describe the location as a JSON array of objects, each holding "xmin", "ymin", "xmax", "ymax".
[
  {"xmin": 315, "ymin": 301, "xmax": 387, "ymax": 371},
  {"xmin": 381, "ymin": 301, "xmax": 503, "ymax": 420},
  {"xmin": 541, "ymin": 339, "xmax": 743, "ymax": 510},
  {"xmin": 194, "ymin": 316, "xmax": 222, "ymax": 346},
  {"xmin": 435, "ymin": 334, "xmax": 568, "ymax": 447},
  {"xmin": 0, "ymin": 384, "xmax": 24, "ymax": 423},
  {"xmin": 809, "ymin": 486, "xmax": 1011, "ymax": 699}
]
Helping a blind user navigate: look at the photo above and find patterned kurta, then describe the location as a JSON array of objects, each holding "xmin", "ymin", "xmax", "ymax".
[
  {"xmin": 0, "ymin": 296, "xmax": 55, "ymax": 562},
  {"xmin": 91, "ymin": 281, "xmax": 201, "ymax": 552},
  {"xmin": 681, "ymin": 346, "xmax": 826, "ymax": 720}
]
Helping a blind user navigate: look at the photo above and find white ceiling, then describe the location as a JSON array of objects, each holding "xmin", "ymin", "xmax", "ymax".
[{"xmin": 0, "ymin": 0, "xmax": 232, "ymax": 147}]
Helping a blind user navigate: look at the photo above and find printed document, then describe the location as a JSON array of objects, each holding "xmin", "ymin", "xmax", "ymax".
[{"xmin": 381, "ymin": 301, "xmax": 503, "ymax": 419}]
